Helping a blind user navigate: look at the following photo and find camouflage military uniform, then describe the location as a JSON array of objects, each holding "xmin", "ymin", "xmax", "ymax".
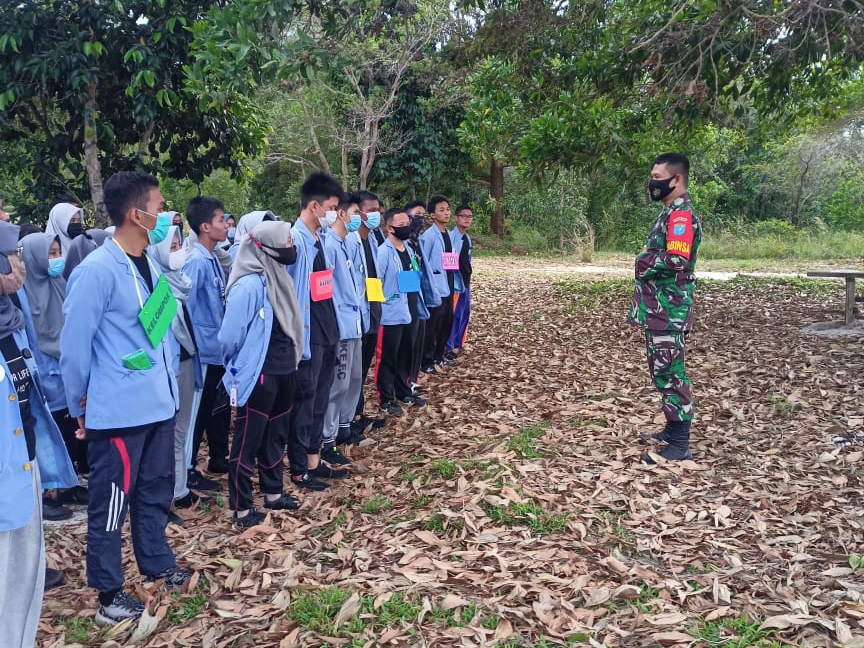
[{"xmin": 628, "ymin": 194, "xmax": 701, "ymax": 422}]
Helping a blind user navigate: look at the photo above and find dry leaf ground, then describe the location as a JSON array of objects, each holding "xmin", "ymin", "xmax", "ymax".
[{"xmin": 38, "ymin": 257, "xmax": 864, "ymax": 648}]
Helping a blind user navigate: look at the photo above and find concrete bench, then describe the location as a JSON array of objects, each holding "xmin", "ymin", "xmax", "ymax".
[{"xmin": 806, "ymin": 269, "xmax": 864, "ymax": 325}]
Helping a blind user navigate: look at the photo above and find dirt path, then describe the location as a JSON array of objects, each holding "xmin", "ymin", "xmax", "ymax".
[{"xmin": 39, "ymin": 263, "xmax": 864, "ymax": 648}]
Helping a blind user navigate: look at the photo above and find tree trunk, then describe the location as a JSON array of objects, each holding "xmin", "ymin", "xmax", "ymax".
[
  {"xmin": 490, "ymin": 157, "xmax": 505, "ymax": 238},
  {"xmin": 83, "ymin": 81, "xmax": 108, "ymax": 227},
  {"xmin": 341, "ymin": 146, "xmax": 349, "ymax": 188}
]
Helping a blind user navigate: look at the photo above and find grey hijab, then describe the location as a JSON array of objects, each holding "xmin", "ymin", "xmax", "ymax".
[
  {"xmin": 21, "ymin": 233, "xmax": 66, "ymax": 358},
  {"xmin": 0, "ymin": 222, "xmax": 24, "ymax": 338},
  {"xmin": 147, "ymin": 226, "xmax": 196, "ymax": 356},
  {"xmin": 63, "ymin": 228, "xmax": 110, "ymax": 280},
  {"xmin": 226, "ymin": 220, "xmax": 303, "ymax": 367}
]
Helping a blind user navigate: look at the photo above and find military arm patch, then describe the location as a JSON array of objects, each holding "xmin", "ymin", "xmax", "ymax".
[{"xmin": 666, "ymin": 210, "xmax": 694, "ymax": 259}]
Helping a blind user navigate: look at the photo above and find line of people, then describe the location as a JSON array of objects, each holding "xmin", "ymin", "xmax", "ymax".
[{"xmin": 0, "ymin": 170, "xmax": 473, "ymax": 644}]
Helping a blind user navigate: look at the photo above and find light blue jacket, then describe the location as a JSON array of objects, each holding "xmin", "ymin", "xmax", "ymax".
[
  {"xmin": 377, "ymin": 238, "xmax": 413, "ymax": 326},
  {"xmin": 346, "ymin": 233, "xmax": 374, "ymax": 334},
  {"xmin": 324, "ymin": 232, "xmax": 363, "ymax": 340},
  {"xmin": 182, "ymin": 242, "xmax": 226, "ymax": 365},
  {"xmin": 0, "ymin": 327, "xmax": 78, "ymax": 531},
  {"xmin": 60, "ymin": 242, "xmax": 180, "ymax": 429},
  {"xmin": 449, "ymin": 228, "xmax": 469, "ymax": 294},
  {"xmin": 17, "ymin": 289, "xmax": 65, "ymax": 412},
  {"xmin": 419, "ymin": 226, "xmax": 451, "ymax": 304},
  {"xmin": 219, "ymin": 274, "xmax": 294, "ymax": 407},
  {"xmin": 288, "ymin": 221, "xmax": 333, "ymax": 361}
]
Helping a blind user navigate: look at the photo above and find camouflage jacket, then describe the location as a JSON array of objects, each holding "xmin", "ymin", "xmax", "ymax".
[{"xmin": 628, "ymin": 194, "xmax": 701, "ymax": 332}]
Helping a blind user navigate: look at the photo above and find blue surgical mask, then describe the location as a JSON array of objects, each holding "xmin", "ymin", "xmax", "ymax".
[
  {"xmin": 227, "ymin": 227, "xmax": 236, "ymax": 243},
  {"xmin": 346, "ymin": 214, "xmax": 363, "ymax": 233},
  {"xmin": 139, "ymin": 210, "xmax": 172, "ymax": 245},
  {"xmin": 47, "ymin": 257, "xmax": 65, "ymax": 277},
  {"xmin": 365, "ymin": 211, "xmax": 381, "ymax": 229}
]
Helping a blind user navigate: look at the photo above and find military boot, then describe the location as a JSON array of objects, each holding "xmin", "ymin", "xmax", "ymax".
[
  {"xmin": 641, "ymin": 421, "xmax": 692, "ymax": 463},
  {"xmin": 639, "ymin": 424, "xmax": 671, "ymax": 443}
]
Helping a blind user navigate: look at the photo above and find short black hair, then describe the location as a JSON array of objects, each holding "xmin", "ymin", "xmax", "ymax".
[
  {"xmin": 300, "ymin": 172, "xmax": 344, "ymax": 209},
  {"xmin": 654, "ymin": 152, "xmax": 690, "ymax": 184},
  {"xmin": 454, "ymin": 204, "xmax": 473, "ymax": 215},
  {"xmin": 103, "ymin": 171, "xmax": 159, "ymax": 227},
  {"xmin": 404, "ymin": 199, "xmax": 426, "ymax": 213},
  {"xmin": 17, "ymin": 223, "xmax": 42, "ymax": 240},
  {"xmin": 354, "ymin": 190, "xmax": 379, "ymax": 207},
  {"xmin": 186, "ymin": 196, "xmax": 225, "ymax": 235},
  {"xmin": 384, "ymin": 208, "xmax": 406, "ymax": 225},
  {"xmin": 339, "ymin": 193, "xmax": 358, "ymax": 212},
  {"xmin": 427, "ymin": 195, "xmax": 450, "ymax": 213}
]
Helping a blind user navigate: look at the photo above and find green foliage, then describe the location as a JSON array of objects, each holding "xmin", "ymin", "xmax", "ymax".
[
  {"xmin": 287, "ymin": 587, "xmax": 352, "ymax": 635},
  {"xmin": 506, "ymin": 423, "xmax": 547, "ymax": 459},
  {"xmin": 58, "ymin": 616, "xmax": 95, "ymax": 643},
  {"xmin": 691, "ymin": 614, "xmax": 781, "ymax": 648},
  {"xmin": 166, "ymin": 590, "xmax": 209, "ymax": 625},
  {"xmin": 360, "ymin": 495, "xmax": 392, "ymax": 514},
  {"xmin": 432, "ymin": 458, "xmax": 458, "ymax": 479},
  {"xmin": 482, "ymin": 499, "xmax": 570, "ymax": 535}
]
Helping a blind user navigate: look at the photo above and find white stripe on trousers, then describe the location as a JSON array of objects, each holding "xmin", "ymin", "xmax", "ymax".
[{"xmin": 106, "ymin": 483, "xmax": 125, "ymax": 533}]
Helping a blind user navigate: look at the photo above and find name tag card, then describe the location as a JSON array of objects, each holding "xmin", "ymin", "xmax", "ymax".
[
  {"xmin": 365, "ymin": 277, "xmax": 385, "ymax": 302},
  {"xmin": 138, "ymin": 275, "xmax": 178, "ymax": 348},
  {"xmin": 310, "ymin": 268, "xmax": 334, "ymax": 302},
  {"xmin": 397, "ymin": 270, "xmax": 421, "ymax": 293},
  {"xmin": 442, "ymin": 252, "xmax": 459, "ymax": 270}
]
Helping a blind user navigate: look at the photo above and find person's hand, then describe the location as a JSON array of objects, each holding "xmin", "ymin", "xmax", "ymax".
[{"xmin": 75, "ymin": 416, "xmax": 86, "ymax": 440}]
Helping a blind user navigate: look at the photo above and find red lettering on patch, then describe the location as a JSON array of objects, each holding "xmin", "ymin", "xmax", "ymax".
[{"xmin": 666, "ymin": 210, "xmax": 694, "ymax": 259}]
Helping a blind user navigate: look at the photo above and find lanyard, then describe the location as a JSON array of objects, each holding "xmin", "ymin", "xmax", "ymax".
[{"xmin": 112, "ymin": 239, "xmax": 159, "ymax": 309}]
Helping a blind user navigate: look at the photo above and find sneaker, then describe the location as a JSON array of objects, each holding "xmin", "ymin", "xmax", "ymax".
[
  {"xmin": 44, "ymin": 567, "xmax": 65, "ymax": 590},
  {"xmin": 420, "ymin": 364, "xmax": 438, "ymax": 375},
  {"xmin": 292, "ymin": 473, "xmax": 330, "ymax": 491},
  {"xmin": 174, "ymin": 491, "xmax": 213, "ymax": 509},
  {"xmin": 834, "ymin": 435, "xmax": 864, "ymax": 447},
  {"xmin": 410, "ymin": 382, "xmax": 425, "ymax": 395},
  {"xmin": 187, "ymin": 469, "xmax": 222, "ymax": 492},
  {"xmin": 309, "ymin": 463, "xmax": 349, "ymax": 480},
  {"xmin": 95, "ymin": 591, "xmax": 144, "ymax": 626},
  {"xmin": 356, "ymin": 415, "xmax": 388, "ymax": 432},
  {"xmin": 42, "ymin": 497, "xmax": 73, "ymax": 521},
  {"xmin": 167, "ymin": 511, "xmax": 185, "ymax": 527},
  {"xmin": 441, "ymin": 355, "xmax": 457, "ymax": 367},
  {"xmin": 146, "ymin": 566, "xmax": 194, "ymax": 588},
  {"xmin": 207, "ymin": 457, "xmax": 229, "ymax": 474},
  {"xmin": 56, "ymin": 485, "xmax": 88, "ymax": 505},
  {"xmin": 263, "ymin": 493, "xmax": 299, "ymax": 510},
  {"xmin": 321, "ymin": 445, "xmax": 350, "ymax": 466},
  {"xmin": 444, "ymin": 351, "xmax": 457, "ymax": 362},
  {"xmin": 379, "ymin": 401, "xmax": 404, "ymax": 416},
  {"xmin": 641, "ymin": 445, "xmax": 693, "ymax": 464},
  {"xmin": 398, "ymin": 395, "xmax": 428, "ymax": 408},
  {"xmin": 233, "ymin": 507, "xmax": 266, "ymax": 528}
]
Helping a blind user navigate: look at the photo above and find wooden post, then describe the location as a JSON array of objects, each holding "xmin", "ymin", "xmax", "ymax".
[{"xmin": 845, "ymin": 277, "xmax": 856, "ymax": 325}]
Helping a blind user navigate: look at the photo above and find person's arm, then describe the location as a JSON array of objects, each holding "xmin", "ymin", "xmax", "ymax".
[
  {"xmin": 635, "ymin": 211, "xmax": 694, "ymax": 281},
  {"xmin": 182, "ymin": 255, "xmax": 206, "ymax": 323},
  {"xmin": 218, "ymin": 280, "xmax": 256, "ymax": 367},
  {"xmin": 59, "ymin": 264, "xmax": 108, "ymax": 421}
]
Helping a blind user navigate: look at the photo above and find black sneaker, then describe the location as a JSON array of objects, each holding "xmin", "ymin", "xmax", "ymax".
[
  {"xmin": 187, "ymin": 469, "xmax": 222, "ymax": 492},
  {"xmin": 441, "ymin": 355, "xmax": 457, "ymax": 367},
  {"xmin": 263, "ymin": 493, "xmax": 299, "ymax": 510},
  {"xmin": 641, "ymin": 445, "xmax": 693, "ymax": 464},
  {"xmin": 56, "ymin": 485, "xmax": 88, "ymax": 505},
  {"xmin": 444, "ymin": 351, "xmax": 457, "ymax": 362},
  {"xmin": 146, "ymin": 566, "xmax": 194, "ymax": 588},
  {"xmin": 95, "ymin": 591, "xmax": 144, "ymax": 626},
  {"xmin": 309, "ymin": 463, "xmax": 348, "ymax": 480},
  {"xmin": 379, "ymin": 400, "xmax": 404, "ymax": 416},
  {"xmin": 410, "ymin": 382, "xmax": 425, "ymax": 395},
  {"xmin": 398, "ymin": 395, "xmax": 428, "ymax": 408},
  {"xmin": 42, "ymin": 497, "xmax": 73, "ymax": 521},
  {"xmin": 420, "ymin": 364, "xmax": 438, "ymax": 375},
  {"xmin": 292, "ymin": 473, "xmax": 330, "ymax": 491},
  {"xmin": 207, "ymin": 457, "xmax": 229, "ymax": 474},
  {"xmin": 321, "ymin": 445, "xmax": 350, "ymax": 466},
  {"xmin": 167, "ymin": 511, "xmax": 185, "ymax": 527},
  {"xmin": 45, "ymin": 567, "xmax": 65, "ymax": 590},
  {"xmin": 174, "ymin": 491, "xmax": 213, "ymax": 509},
  {"xmin": 233, "ymin": 508, "xmax": 266, "ymax": 528}
]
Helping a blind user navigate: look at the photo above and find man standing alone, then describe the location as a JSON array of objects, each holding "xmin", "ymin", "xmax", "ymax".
[{"xmin": 629, "ymin": 153, "xmax": 701, "ymax": 463}]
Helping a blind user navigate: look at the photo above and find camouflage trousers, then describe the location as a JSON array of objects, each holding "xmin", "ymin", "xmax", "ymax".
[{"xmin": 644, "ymin": 330, "xmax": 693, "ymax": 422}]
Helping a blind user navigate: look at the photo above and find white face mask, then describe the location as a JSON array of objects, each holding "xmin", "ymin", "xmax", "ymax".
[
  {"xmin": 168, "ymin": 248, "xmax": 187, "ymax": 271},
  {"xmin": 318, "ymin": 210, "xmax": 338, "ymax": 229}
]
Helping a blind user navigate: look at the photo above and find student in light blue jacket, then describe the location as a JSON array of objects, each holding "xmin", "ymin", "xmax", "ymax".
[
  {"xmin": 60, "ymin": 171, "xmax": 192, "ymax": 627},
  {"xmin": 447, "ymin": 205, "xmax": 474, "ymax": 356},
  {"xmin": 419, "ymin": 195, "xmax": 457, "ymax": 373},
  {"xmin": 0, "ymin": 221, "xmax": 77, "ymax": 648},
  {"xmin": 321, "ymin": 195, "xmax": 364, "ymax": 466},
  {"xmin": 220, "ymin": 220, "xmax": 304, "ymax": 527},
  {"xmin": 183, "ymin": 196, "xmax": 231, "ymax": 477}
]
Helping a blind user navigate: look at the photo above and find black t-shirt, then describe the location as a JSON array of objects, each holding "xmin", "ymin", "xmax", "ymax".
[
  {"xmin": 459, "ymin": 233, "xmax": 472, "ymax": 287},
  {"xmin": 129, "ymin": 253, "xmax": 154, "ymax": 293},
  {"xmin": 397, "ymin": 247, "xmax": 418, "ymax": 317},
  {"xmin": 361, "ymin": 236, "xmax": 382, "ymax": 332},
  {"xmin": 0, "ymin": 335, "xmax": 37, "ymax": 460},
  {"xmin": 309, "ymin": 240, "xmax": 339, "ymax": 346},
  {"xmin": 441, "ymin": 229, "xmax": 455, "ymax": 293},
  {"xmin": 261, "ymin": 318, "xmax": 296, "ymax": 375},
  {"xmin": 179, "ymin": 306, "xmax": 197, "ymax": 361}
]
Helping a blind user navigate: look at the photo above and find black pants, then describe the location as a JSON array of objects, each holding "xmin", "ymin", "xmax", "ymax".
[
  {"xmin": 191, "ymin": 364, "xmax": 230, "ymax": 465},
  {"xmin": 377, "ymin": 324, "xmax": 414, "ymax": 403},
  {"xmin": 228, "ymin": 373, "xmax": 295, "ymax": 512},
  {"xmin": 411, "ymin": 318, "xmax": 426, "ymax": 384},
  {"xmin": 86, "ymin": 419, "xmax": 176, "ymax": 593},
  {"xmin": 354, "ymin": 331, "xmax": 379, "ymax": 418},
  {"xmin": 53, "ymin": 407, "xmax": 89, "ymax": 474},
  {"xmin": 288, "ymin": 343, "xmax": 336, "ymax": 476},
  {"xmin": 423, "ymin": 294, "xmax": 454, "ymax": 366}
]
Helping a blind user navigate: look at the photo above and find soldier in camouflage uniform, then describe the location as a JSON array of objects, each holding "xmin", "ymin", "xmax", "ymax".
[{"xmin": 628, "ymin": 153, "xmax": 702, "ymax": 462}]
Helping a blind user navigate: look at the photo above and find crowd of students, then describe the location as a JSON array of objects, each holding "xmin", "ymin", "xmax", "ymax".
[{"xmin": 0, "ymin": 170, "xmax": 474, "ymax": 645}]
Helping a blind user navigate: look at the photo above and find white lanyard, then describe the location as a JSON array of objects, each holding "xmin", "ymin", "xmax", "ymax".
[{"xmin": 112, "ymin": 239, "xmax": 159, "ymax": 309}]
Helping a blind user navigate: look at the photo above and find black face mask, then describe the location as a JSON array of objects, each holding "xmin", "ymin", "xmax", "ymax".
[
  {"xmin": 648, "ymin": 176, "xmax": 676, "ymax": 202},
  {"xmin": 67, "ymin": 222, "xmax": 84, "ymax": 239},
  {"xmin": 252, "ymin": 236, "xmax": 297, "ymax": 265},
  {"xmin": 391, "ymin": 225, "xmax": 412, "ymax": 240}
]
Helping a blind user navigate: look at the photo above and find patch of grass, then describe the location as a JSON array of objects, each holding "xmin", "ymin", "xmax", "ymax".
[
  {"xmin": 59, "ymin": 617, "xmax": 95, "ymax": 643},
  {"xmin": 691, "ymin": 614, "xmax": 782, "ymax": 648},
  {"xmin": 482, "ymin": 500, "xmax": 570, "ymax": 535},
  {"xmin": 558, "ymin": 278, "xmax": 632, "ymax": 309},
  {"xmin": 166, "ymin": 590, "xmax": 209, "ymax": 625},
  {"xmin": 432, "ymin": 457, "xmax": 458, "ymax": 479},
  {"xmin": 699, "ymin": 227, "xmax": 864, "ymax": 262},
  {"xmin": 425, "ymin": 514, "xmax": 446, "ymax": 532},
  {"xmin": 287, "ymin": 587, "xmax": 351, "ymax": 635},
  {"xmin": 311, "ymin": 511, "xmax": 348, "ymax": 537},
  {"xmin": 461, "ymin": 458, "xmax": 479, "ymax": 470},
  {"xmin": 398, "ymin": 465, "xmax": 418, "ymax": 482},
  {"xmin": 411, "ymin": 494, "xmax": 431, "ymax": 509},
  {"xmin": 495, "ymin": 634, "xmax": 592, "ymax": 648},
  {"xmin": 359, "ymin": 591, "xmax": 422, "ymax": 626},
  {"xmin": 506, "ymin": 423, "xmax": 547, "ymax": 459},
  {"xmin": 360, "ymin": 495, "xmax": 392, "ymax": 515},
  {"xmin": 568, "ymin": 417, "xmax": 608, "ymax": 427},
  {"xmin": 482, "ymin": 614, "xmax": 500, "ymax": 630},
  {"xmin": 430, "ymin": 602, "xmax": 477, "ymax": 627}
]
